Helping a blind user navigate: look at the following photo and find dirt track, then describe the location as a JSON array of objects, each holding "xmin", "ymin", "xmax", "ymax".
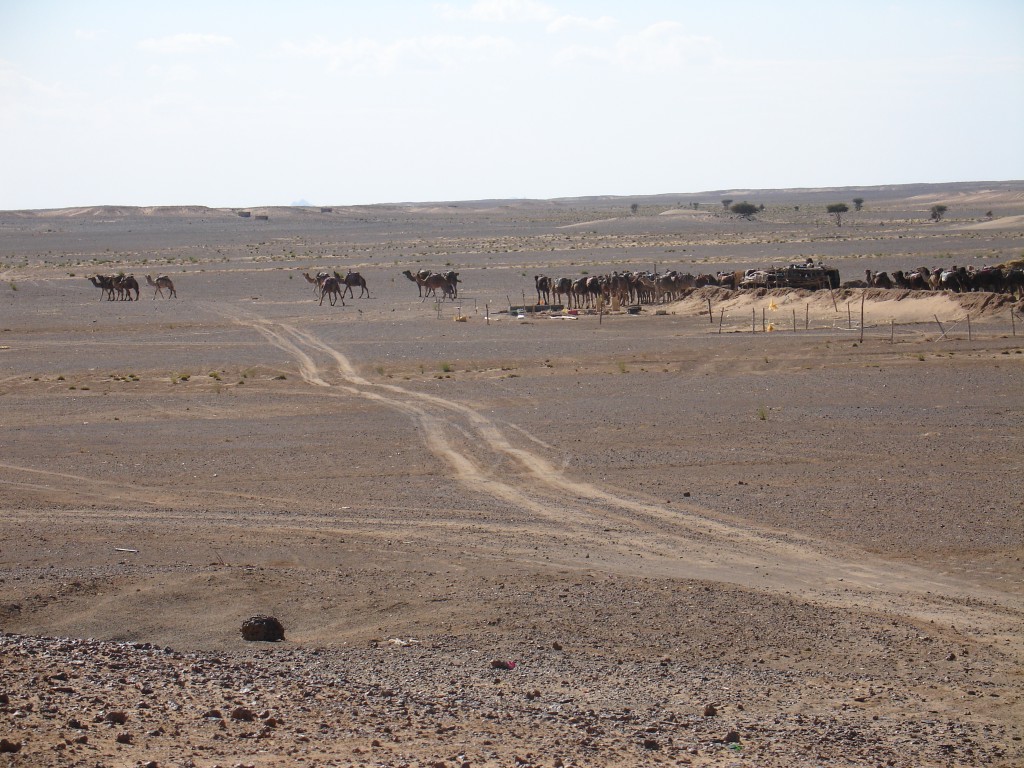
[{"xmin": 1, "ymin": 190, "xmax": 1023, "ymax": 767}]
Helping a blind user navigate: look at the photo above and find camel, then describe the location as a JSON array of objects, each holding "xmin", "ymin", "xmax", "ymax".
[
  {"xmin": 333, "ymin": 271, "xmax": 370, "ymax": 299},
  {"xmin": 145, "ymin": 274, "xmax": 177, "ymax": 299},
  {"xmin": 302, "ymin": 271, "xmax": 330, "ymax": 295},
  {"xmin": 865, "ymin": 270, "xmax": 893, "ymax": 290},
  {"xmin": 87, "ymin": 275, "xmax": 115, "ymax": 300},
  {"xmin": 402, "ymin": 269, "xmax": 433, "ymax": 297},
  {"xmin": 441, "ymin": 271, "xmax": 460, "ymax": 299},
  {"xmin": 403, "ymin": 270, "xmax": 455, "ymax": 300},
  {"xmin": 534, "ymin": 275, "xmax": 551, "ymax": 304},
  {"xmin": 319, "ymin": 276, "xmax": 345, "ymax": 306},
  {"xmin": 111, "ymin": 274, "xmax": 139, "ymax": 300},
  {"xmin": 551, "ymin": 277, "xmax": 573, "ymax": 306}
]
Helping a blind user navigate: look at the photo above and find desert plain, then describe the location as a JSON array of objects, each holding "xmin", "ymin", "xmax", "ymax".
[{"xmin": 1, "ymin": 181, "xmax": 1023, "ymax": 768}]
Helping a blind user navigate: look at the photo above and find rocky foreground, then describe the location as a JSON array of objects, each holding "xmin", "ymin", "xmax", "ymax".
[{"xmin": 3, "ymin": 570, "xmax": 1022, "ymax": 768}]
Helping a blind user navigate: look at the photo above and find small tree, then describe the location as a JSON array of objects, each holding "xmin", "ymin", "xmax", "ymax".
[
  {"xmin": 630, "ymin": 203, "xmax": 639, "ymax": 215},
  {"xmin": 721, "ymin": 199, "xmax": 733, "ymax": 210},
  {"xmin": 730, "ymin": 201, "xmax": 758, "ymax": 219},
  {"xmin": 930, "ymin": 204, "xmax": 948, "ymax": 222},
  {"xmin": 852, "ymin": 197, "xmax": 864, "ymax": 211},
  {"xmin": 826, "ymin": 202, "xmax": 849, "ymax": 226}
]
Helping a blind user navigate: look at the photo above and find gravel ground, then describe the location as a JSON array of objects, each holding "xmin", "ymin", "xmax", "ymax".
[{"xmin": 1, "ymin": 193, "xmax": 1023, "ymax": 767}]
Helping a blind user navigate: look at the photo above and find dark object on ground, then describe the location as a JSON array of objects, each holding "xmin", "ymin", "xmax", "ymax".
[{"xmin": 241, "ymin": 615, "xmax": 285, "ymax": 642}]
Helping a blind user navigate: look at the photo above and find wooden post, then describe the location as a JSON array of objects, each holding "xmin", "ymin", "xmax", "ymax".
[
  {"xmin": 805, "ymin": 303, "xmax": 809, "ymax": 331},
  {"xmin": 707, "ymin": 297, "xmax": 713, "ymax": 324},
  {"xmin": 486, "ymin": 303, "xmax": 490, "ymax": 325},
  {"xmin": 752, "ymin": 308, "xmax": 756, "ymax": 333},
  {"xmin": 793, "ymin": 308, "xmax": 797, "ymax": 333},
  {"xmin": 890, "ymin": 319, "xmax": 894, "ymax": 343},
  {"xmin": 1012, "ymin": 308, "xmax": 1017, "ymax": 336},
  {"xmin": 762, "ymin": 307, "xmax": 766, "ymax": 332},
  {"xmin": 967, "ymin": 313, "xmax": 972, "ymax": 341},
  {"xmin": 859, "ymin": 293, "xmax": 865, "ymax": 344},
  {"xmin": 934, "ymin": 314, "xmax": 945, "ymax": 337},
  {"xmin": 718, "ymin": 308, "xmax": 724, "ymax": 334},
  {"xmin": 847, "ymin": 302, "xmax": 852, "ymax": 329}
]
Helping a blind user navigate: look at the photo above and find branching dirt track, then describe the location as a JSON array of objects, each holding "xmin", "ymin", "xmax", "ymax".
[{"xmin": 1, "ymin": 199, "xmax": 1023, "ymax": 766}]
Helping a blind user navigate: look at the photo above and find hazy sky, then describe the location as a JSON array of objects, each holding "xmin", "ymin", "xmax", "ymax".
[{"xmin": 2, "ymin": 0, "xmax": 1022, "ymax": 209}]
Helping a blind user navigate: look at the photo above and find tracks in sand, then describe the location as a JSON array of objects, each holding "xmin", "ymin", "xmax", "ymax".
[{"xmin": 217, "ymin": 308, "xmax": 1023, "ymax": 656}]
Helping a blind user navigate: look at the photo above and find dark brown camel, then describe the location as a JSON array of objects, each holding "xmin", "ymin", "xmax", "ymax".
[
  {"xmin": 319, "ymin": 276, "xmax": 345, "ymax": 306},
  {"xmin": 87, "ymin": 275, "xmax": 115, "ymax": 300},
  {"xmin": 333, "ymin": 271, "xmax": 370, "ymax": 299},
  {"xmin": 534, "ymin": 275, "xmax": 551, "ymax": 304}
]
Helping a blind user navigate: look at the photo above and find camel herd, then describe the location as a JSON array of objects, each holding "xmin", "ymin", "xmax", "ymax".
[
  {"xmin": 87, "ymin": 274, "xmax": 176, "ymax": 300},
  {"xmin": 862, "ymin": 265, "xmax": 1024, "ymax": 297},
  {"xmin": 533, "ymin": 271, "xmax": 711, "ymax": 308},
  {"xmin": 84, "ymin": 262, "xmax": 1024, "ymax": 310}
]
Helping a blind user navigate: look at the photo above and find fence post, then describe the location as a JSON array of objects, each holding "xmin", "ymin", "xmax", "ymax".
[
  {"xmin": 1012, "ymin": 308, "xmax": 1017, "ymax": 336},
  {"xmin": 860, "ymin": 293, "xmax": 865, "ymax": 344}
]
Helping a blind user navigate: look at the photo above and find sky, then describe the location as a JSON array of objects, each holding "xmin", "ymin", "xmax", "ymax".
[{"xmin": 1, "ymin": 0, "xmax": 1022, "ymax": 209}]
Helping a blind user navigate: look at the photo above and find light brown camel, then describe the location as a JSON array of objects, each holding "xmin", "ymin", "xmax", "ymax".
[
  {"xmin": 145, "ymin": 274, "xmax": 177, "ymax": 299},
  {"xmin": 302, "ymin": 271, "xmax": 330, "ymax": 295}
]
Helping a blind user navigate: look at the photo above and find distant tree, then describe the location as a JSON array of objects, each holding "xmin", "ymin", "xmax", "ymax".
[
  {"xmin": 985, "ymin": 210, "xmax": 993, "ymax": 218},
  {"xmin": 852, "ymin": 197, "xmax": 864, "ymax": 211},
  {"xmin": 631, "ymin": 203, "xmax": 639, "ymax": 215},
  {"xmin": 794, "ymin": 205, "xmax": 800, "ymax": 211},
  {"xmin": 730, "ymin": 201, "xmax": 758, "ymax": 219},
  {"xmin": 721, "ymin": 199, "xmax": 733, "ymax": 210},
  {"xmin": 691, "ymin": 202, "xmax": 700, "ymax": 210},
  {"xmin": 930, "ymin": 204, "xmax": 948, "ymax": 222},
  {"xmin": 826, "ymin": 202, "xmax": 849, "ymax": 226},
  {"xmin": 758, "ymin": 203, "xmax": 765, "ymax": 211}
]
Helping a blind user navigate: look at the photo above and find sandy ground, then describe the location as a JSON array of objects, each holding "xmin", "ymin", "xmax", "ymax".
[{"xmin": 1, "ymin": 185, "xmax": 1023, "ymax": 767}]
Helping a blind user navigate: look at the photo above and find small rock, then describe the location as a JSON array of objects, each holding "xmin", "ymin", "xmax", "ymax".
[
  {"xmin": 0, "ymin": 739, "xmax": 22, "ymax": 753},
  {"xmin": 230, "ymin": 707, "xmax": 255, "ymax": 722},
  {"xmin": 946, "ymin": 652, "xmax": 957, "ymax": 661},
  {"xmin": 643, "ymin": 737, "xmax": 661, "ymax": 750},
  {"xmin": 241, "ymin": 616, "xmax": 285, "ymax": 642},
  {"xmin": 201, "ymin": 709, "xmax": 224, "ymax": 720},
  {"xmin": 490, "ymin": 660, "xmax": 516, "ymax": 670},
  {"xmin": 115, "ymin": 732, "xmax": 133, "ymax": 744},
  {"xmin": 551, "ymin": 641, "xmax": 563, "ymax": 651},
  {"xmin": 105, "ymin": 711, "xmax": 128, "ymax": 725},
  {"xmin": 703, "ymin": 703, "xmax": 717, "ymax": 717},
  {"xmin": 143, "ymin": 762, "xmax": 159, "ymax": 768},
  {"xmin": 725, "ymin": 730, "xmax": 741, "ymax": 743}
]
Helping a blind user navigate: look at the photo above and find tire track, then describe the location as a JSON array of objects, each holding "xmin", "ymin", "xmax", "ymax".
[{"xmin": 217, "ymin": 308, "xmax": 1024, "ymax": 655}]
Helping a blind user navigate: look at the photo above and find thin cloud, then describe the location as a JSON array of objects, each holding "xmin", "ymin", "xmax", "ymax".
[
  {"xmin": 546, "ymin": 15, "xmax": 616, "ymax": 34},
  {"xmin": 434, "ymin": 0, "xmax": 556, "ymax": 23},
  {"xmin": 281, "ymin": 34, "xmax": 516, "ymax": 74},
  {"xmin": 556, "ymin": 21, "xmax": 717, "ymax": 72},
  {"xmin": 137, "ymin": 33, "xmax": 234, "ymax": 55}
]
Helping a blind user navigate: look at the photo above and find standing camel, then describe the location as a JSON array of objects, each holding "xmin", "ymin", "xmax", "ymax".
[
  {"xmin": 145, "ymin": 275, "xmax": 177, "ymax": 299},
  {"xmin": 334, "ymin": 271, "xmax": 370, "ymax": 299},
  {"xmin": 319, "ymin": 276, "xmax": 345, "ymax": 306},
  {"xmin": 113, "ymin": 274, "xmax": 139, "ymax": 300},
  {"xmin": 534, "ymin": 275, "xmax": 551, "ymax": 304},
  {"xmin": 302, "ymin": 271, "xmax": 330, "ymax": 295},
  {"xmin": 87, "ymin": 275, "xmax": 115, "ymax": 300},
  {"xmin": 402, "ymin": 269, "xmax": 434, "ymax": 297}
]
